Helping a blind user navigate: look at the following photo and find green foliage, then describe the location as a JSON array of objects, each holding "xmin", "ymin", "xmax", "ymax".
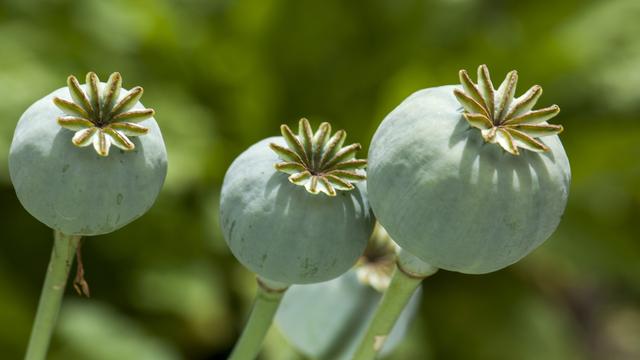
[{"xmin": 0, "ymin": 0, "xmax": 638, "ymax": 359}]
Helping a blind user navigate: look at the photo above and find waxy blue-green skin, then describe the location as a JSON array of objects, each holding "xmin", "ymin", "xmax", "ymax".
[
  {"xmin": 276, "ymin": 269, "xmax": 421, "ymax": 359},
  {"xmin": 9, "ymin": 86, "xmax": 167, "ymax": 236},
  {"xmin": 368, "ymin": 86, "xmax": 571, "ymax": 274},
  {"xmin": 219, "ymin": 137, "xmax": 375, "ymax": 284}
]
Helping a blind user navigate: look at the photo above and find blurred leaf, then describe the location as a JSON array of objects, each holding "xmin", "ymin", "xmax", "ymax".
[
  {"xmin": 130, "ymin": 261, "xmax": 233, "ymax": 349},
  {"xmin": 51, "ymin": 301, "xmax": 181, "ymax": 360},
  {"xmin": 559, "ymin": 0, "xmax": 640, "ymax": 112}
]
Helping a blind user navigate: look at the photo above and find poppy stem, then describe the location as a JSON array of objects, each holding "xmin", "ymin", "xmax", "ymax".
[
  {"xmin": 228, "ymin": 277, "xmax": 288, "ymax": 360},
  {"xmin": 25, "ymin": 230, "xmax": 81, "ymax": 360},
  {"xmin": 352, "ymin": 250, "xmax": 437, "ymax": 360}
]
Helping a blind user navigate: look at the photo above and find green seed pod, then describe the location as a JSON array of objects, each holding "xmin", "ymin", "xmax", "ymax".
[
  {"xmin": 275, "ymin": 227, "xmax": 421, "ymax": 359},
  {"xmin": 9, "ymin": 72, "xmax": 167, "ymax": 236},
  {"xmin": 219, "ymin": 118, "xmax": 375, "ymax": 284},
  {"xmin": 276, "ymin": 271, "xmax": 421, "ymax": 359},
  {"xmin": 367, "ymin": 65, "xmax": 571, "ymax": 274}
]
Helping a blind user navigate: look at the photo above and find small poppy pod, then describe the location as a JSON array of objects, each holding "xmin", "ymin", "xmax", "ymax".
[
  {"xmin": 9, "ymin": 72, "xmax": 167, "ymax": 235},
  {"xmin": 219, "ymin": 119, "xmax": 375, "ymax": 284}
]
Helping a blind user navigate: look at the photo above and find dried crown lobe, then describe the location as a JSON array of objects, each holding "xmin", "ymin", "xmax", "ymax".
[
  {"xmin": 270, "ymin": 118, "xmax": 367, "ymax": 196},
  {"xmin": 356, "ymin": 224, "xmax": 398, "ymax": 292},
  {"xmin": 453, "ymin": 64, "xmax": 563, "ymax": 155},
  {"xmin": 54, "ymin": 72, "xmax": 154, "ymax": 157}
]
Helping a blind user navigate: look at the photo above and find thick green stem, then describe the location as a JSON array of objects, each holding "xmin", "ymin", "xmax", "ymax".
[
  {"xmin": 25, "ymin": 230, "xmax": 81, "ymax": 360},
  {"xmin": 351, "ymin": 266, "xmax": 423, "ymax": 360},
  {"xmin": 228, "ymin": 278, "xmax": 287, "ymax": 360},
  {"xmin": 352, "ymin": 250, "xmax": 438, "ymax": 360}
]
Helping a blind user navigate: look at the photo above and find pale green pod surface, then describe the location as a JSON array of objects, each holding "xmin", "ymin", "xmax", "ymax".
[
  {"xmin": 9, "ymin": 86, "xmax": 167, "ymax": 236},
  {"xmin": 368, "ymin": 84, "xmax": 570, "ymax": 274},
  {"xmin": 219, "ymin": 137, "xmax": 374, "ymax": 284},
  {"xmin": 275, "ymin": 270, "xmax": 421, "ymax": 359}
]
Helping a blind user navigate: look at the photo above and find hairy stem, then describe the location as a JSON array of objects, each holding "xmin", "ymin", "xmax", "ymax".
[
  {"xmin": 228, "ymin": 278, "xmax": 288, "ymax": 360},
  {"xmin": 352, "ymin": 250, "xmax": 437, "ymax": 360},
  {"xmin": 25, "ymin": 230, "xmax": 81, "ymax": 360}
]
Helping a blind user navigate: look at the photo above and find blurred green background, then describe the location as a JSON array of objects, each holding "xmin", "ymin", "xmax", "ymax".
[{"xmin": 1, "ymin": 0, "xmax": 639, "ymax": 359}]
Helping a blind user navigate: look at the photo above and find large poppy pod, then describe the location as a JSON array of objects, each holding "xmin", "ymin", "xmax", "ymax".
[{"xmin": 367, "ymin": 65, "xmax": 570, "ymax": 274}]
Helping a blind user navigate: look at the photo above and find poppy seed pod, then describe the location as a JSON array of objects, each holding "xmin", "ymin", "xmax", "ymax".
[
  {"xmin": 219, "ymin": 118, "xmax": 375, "ymax": 284},
  {"xmin": 367, "ymin": 65, "xmax": 571, "ymax": 274},
  {"xmin": 9, "ymin": 72, "xmax": 167, "ymax": 236},
  {"xmin": 276, "ymin": 270, "xmax": 421, "ymax": 359}
]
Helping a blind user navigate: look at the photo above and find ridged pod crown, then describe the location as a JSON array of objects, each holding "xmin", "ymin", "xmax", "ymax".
[
  {"xmin": 54, "ymin": 72, "xmax": 154, "ymax": 157},
  {"xmin": 453, "ymin": 65, "xmax": 563, "ymax": 155},
  {"xmin": 269, "ymin": 118, "xmax": 367, "ymax": 196}
]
